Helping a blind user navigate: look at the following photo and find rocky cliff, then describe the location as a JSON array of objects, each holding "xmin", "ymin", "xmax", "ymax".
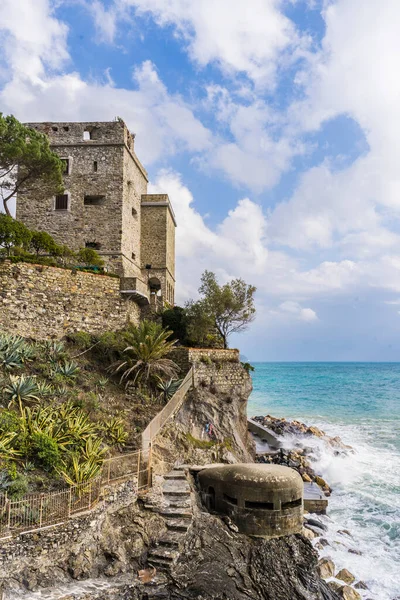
[{"xmin": 151, "ymin": 355, "xmax": 254, "ymax": 470}]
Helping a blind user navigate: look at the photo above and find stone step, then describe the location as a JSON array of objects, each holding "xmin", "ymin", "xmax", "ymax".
[
  {"xmin": 164, "ymin": 471, "xmax": 187, "ymax": 480},
  {"xmin": 167, "ymin": 498, "xmax": 191, "ymax": 508},
  {"xmin": 163, "ymin": 487, "xmax": 190, "ymax": 497},
  {"xmin": 158, "ymin": 532, "xmax": 182, "ymax": 547},
  {"xmin": 147, "ymin": 557, "xmax": 173, "ymax": 571},
  {"xmin": 165, "ymin": 518, "xmax": 190, "ymax": 532},
  {"xmin": 159, "ymin": 507, "xmax": 192, "ymax": 519},
  {"xmin": 149, "ymin": 547, "xmax": 179, "ymax": 561}
]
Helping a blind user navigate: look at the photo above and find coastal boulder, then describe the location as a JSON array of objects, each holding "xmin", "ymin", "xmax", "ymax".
[
  {"xmin": 336, "ymin": 569, "xmax": 355, "ymax": 585},
  {"xmin": 317, "ymin": 557, "xmax": 336, "ymax": 579},
  {"xmin": 338, "ymin": 586, "xmax": 361, "ymax": 600}
]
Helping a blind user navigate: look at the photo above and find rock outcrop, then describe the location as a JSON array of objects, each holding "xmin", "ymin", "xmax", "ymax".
[
  {"xmin": 152, "ymin": 378, "xmax": 254, "ymax": 470},
  {"xmin": 164, "ymin": 506, "xmax": 339, "ymax": 600}
]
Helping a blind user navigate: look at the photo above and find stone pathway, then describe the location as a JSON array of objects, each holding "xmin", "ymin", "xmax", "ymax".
[{"xmin": 145, "ymin": 467, "xmax": 193, "ymax": 574}]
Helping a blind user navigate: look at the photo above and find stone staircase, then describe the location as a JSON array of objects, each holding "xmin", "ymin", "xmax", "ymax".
[
  {"xmin": 145, "ymin": 467, "xmax": 192, "ymax": 573},
  {"xmin": 145, "ymin": 467, "xmax": 193, "ymax": 574}
]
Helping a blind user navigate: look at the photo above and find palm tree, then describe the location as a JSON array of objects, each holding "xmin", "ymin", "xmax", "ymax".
[{"xmin": 112, "ymin": 321, "xmax": 179, "ymax": 388}]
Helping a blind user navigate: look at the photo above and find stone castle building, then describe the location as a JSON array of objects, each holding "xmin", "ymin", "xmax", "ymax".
[{"xmin": 16, "ymin": 120, "xmax": 176, "ymax": 305}]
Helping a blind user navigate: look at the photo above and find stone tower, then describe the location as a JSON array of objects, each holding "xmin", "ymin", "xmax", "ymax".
[{"xmin": 16, "ymin": 120, "xmax": 176, "ymax": 304}]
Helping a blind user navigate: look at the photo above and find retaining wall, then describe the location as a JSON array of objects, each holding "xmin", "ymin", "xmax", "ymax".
[
  {"xmin": 0, "ymin": 261, "xmax": 140, "ymax": 339},
  {"xmin": 170, "ymin": 347, "xmax": 246, "ymax": 394}
]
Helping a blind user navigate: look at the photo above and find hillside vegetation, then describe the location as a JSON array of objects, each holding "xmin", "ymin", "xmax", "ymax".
[{"xmin": 0, "ymin": 322, "xmax": 181, "ymax": 498}]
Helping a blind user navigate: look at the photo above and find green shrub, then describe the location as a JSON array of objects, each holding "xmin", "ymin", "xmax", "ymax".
[
  {"xmin": 0, "ymin": 410, "xmax": 20, "ymax": 434},
  {"xmin": 77, "ymin": 247, "xmax": 104, "ymax": 268},
  {"xmin": 241, "ymin": 362, "xmax": 255, "ymax": 374},
  {"xmin": 67, "ymin": 331, "xmax": 93, "ymax": 350},
  {"xmin": 30, "ymin": 432, "xmax": 61, "ymax": 471},
  {"xmin": 0, "ymin": 469, "xmax": 28, "ymax": 499},
  {"xmin": 0, "ymin": 215, "xmax": 32, "ymax": 256},
  {"xmin": 184, "ymin": 433, "xmax": 216, "ymax": 449},
  {"xmin": 29, "ymin": 230, "xmax": 58, "ymax": 256}
]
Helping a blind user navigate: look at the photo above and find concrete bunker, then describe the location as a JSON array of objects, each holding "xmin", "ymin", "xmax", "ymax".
[{"xmin": 197, "ymin": 464, "xmax": 303, "ymax": 538}]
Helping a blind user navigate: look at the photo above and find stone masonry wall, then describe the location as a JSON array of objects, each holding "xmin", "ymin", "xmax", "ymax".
[
  {"xmin": 16, "ymin": 121, "xmax": 150, "ymax": 279},
  {"xmin": 141, "ymin": 194, "xmax": 176, "ymax": 303},
  {"xmin": 0, "ymin": 261, "xmax": 140, "ymax": 340},
  {"xmin": 170, "ymin": 347, "xmax": 245, "ymax": 394}
]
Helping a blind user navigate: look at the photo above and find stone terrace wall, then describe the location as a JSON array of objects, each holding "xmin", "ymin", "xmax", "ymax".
[
  {"xmin": 0, "ymin": 261, "xmax": 140, "ymax": 340},
  {"xmin": 170, "ymin": 347, "xmax": 245, "ymax": 394}
]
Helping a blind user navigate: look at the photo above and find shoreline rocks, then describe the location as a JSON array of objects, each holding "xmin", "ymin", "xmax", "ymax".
[{"xmin": 253, "ymin": 414, "xmax": 370, "ymax": 600}]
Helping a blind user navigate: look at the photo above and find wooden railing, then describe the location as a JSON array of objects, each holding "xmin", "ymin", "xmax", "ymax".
[
  {"xmin": 142, "ymin": 367, "xmax": 194, "ymax": 453},
  {"xmin": 0, "ymin": 450, "xmax": 150, "ymax": 539}
]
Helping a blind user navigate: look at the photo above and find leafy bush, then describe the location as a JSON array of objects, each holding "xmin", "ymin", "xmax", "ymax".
[
  {"xmin": 241, "ymin": 362, "xmax": 255, "ymax": 374},
  {"xmin": 0, "ymin": 469, "xmax": 28, "ymax": 499},
  {"xmin": 77, "ymin": 247, "xmax": 104, "ymax": 268},
  {"xmin": 0, "ymin": 410, "xmax": 20, "ymax": 434},
  {"xmin": 162, "ymin": 306, "xmax": 191, "ymax": 345},
  {"xmin": 0, "ymin": 215, "xmax": 31, "ymax": 256},
  {"xmin": 67, "ymin": 331, "xmax": 93, "ymax": 350},
  {"xmin": 29, "ymin": 230, "xmax": 58, "ymax": 256},
  {"xmin": 30, "ymin": 432, "xmax": 61, "ymax": 471}
]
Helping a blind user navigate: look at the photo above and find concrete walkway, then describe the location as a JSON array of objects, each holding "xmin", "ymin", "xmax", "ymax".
[{"xmin": 247, "ymin": 418, "xmax": 283, "ymax": 450}]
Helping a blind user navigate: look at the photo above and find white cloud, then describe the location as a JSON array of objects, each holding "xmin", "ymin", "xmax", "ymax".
[
  {"xmin": 0, "ymin": 0, "xmax": 69, "ymax": 81},
  {"xmin": 0, "ymin": 57, "xmax": 211, "ymax": 166},
  {"xmin": 89, "ymin": 1, "xmax": 118, "ymax": 44},
  {"xmin": 277, "ymin": 301, "xmax": 318, "ymax": 322},
  {"xmin": 121, "ymin": 0, "xmax": 304, "ymax": 87}
]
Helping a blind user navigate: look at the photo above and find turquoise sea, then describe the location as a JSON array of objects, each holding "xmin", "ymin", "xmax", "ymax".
[{"xmin": 248, "ymin": 363, "xmax": 400, "ymax": 600}]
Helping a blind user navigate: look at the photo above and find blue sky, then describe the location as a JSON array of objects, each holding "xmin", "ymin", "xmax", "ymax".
[{"xmin": 2, "ymin": 0, "xmax": 400, "ymax": 361}]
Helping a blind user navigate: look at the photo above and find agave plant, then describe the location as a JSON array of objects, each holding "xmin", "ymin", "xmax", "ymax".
[
  {"xmin": 54, "ymin": 361, "xmax": 80, "ymax": 379},
  {"xmin": 36, "ymin": 381, "xmax": 55, "ymax": 397},
  {"xmin": 4, "ymin": 375, "xmax": 40, "ymax": 408},
  {"xmin": 157, "ymin": 377, "xmax": 183, "ymax": 402},
  {"xmin": 101, "ymin": 417, "xmax": 128, "ymax": 447},
  {"xmin": 42, "ymin": 340, "xmax": 65, "ymax": 356},
  {"xmin": 0, "ymin": 349, "xmax": 23, "ymax": 371},
  {"xmin": 55, "ymin": 384, "xmax": 70, "ymax": 398},
  {"xmin": 96, "ymin": 377, "xmax": 109, "ymax": 389},
  {"xmin": 60, "ymin": 455, "xmax": 102, "ymax": 486},
  {"xmin": 0, "ymin": 431, "xmax": 21, "ymax": 460},
  {"xmin": 81, "ymin": 437, "xmax": 108, "ymax": 463},
  {"xmin": 112, "ymin": 321, "xmax": 179, "ymax": 388},
  {"xmin": 18, "ymin": 342, "xmax": 35, "ymax": 364}
]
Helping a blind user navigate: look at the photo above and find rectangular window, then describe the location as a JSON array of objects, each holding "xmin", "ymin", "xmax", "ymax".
[
  {"xmin": 61, "ymin": 159, "xmax": 70, "ymax": 175},
  {"xmin": 54, "ymin": 194, "xmax": 68, "ymax": 210},
  {"xmin": 281, "ymin": 498, "xmax": 302, "ymax": 509},
  {"xmin": 93, "ymin": 161, "xmax": 98, "ymax": 172},
  {"xmin": 84, "ymin": 195, "xmax": 105, "ymax": 206},
  {"xmin": 244, "ymin": 500, "xmax": 274, "ymax": 510},
  {"xmin": 223, "ymin": 493, "xmax": 238, "ymax": 506}
]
